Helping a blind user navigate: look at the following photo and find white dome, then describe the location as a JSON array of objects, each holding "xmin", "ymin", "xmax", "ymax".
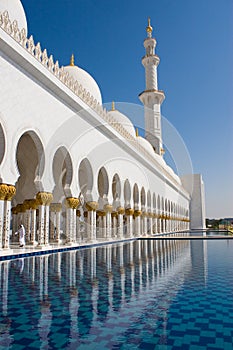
[
  {"xmin": 108, "ymin": 109, "xmax": 136, "ymax": 138},
  {"xmin": 64, "ymin": 65, "xmax": 102, "ymax": 105},
  {"xmin": 137, "ymin": 136, "xmax": 155, "ymax": 156},
  {"xmin": 0, "ymin": 0, "xmax": 28, "ymax": 35}
]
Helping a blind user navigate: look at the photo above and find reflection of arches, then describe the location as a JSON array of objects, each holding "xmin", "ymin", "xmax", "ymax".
[
  {"xmin": 124, "ymin": 179, "xmax": 131, "ymax": 208},
  {"xmin": 15, "ymin": 131, "xmax": 44, "ymax": 203},
  {"xmin": 0, "ymin": 123, "xmax": 5, "ymax": 166},
  {"xmin": 52, "ymin": 146, "xmax": 73, "ymax": 202},
  {"xmin": 78, "ymin": 158, "xmax": 93, "ymax": 201},
  {"xmin": 112, "ymin": 174, "xmax": 121, "ymax": 201},
  {"xmin": 98, "ymin": 167, "xmax": 109, "ymax": 198}
]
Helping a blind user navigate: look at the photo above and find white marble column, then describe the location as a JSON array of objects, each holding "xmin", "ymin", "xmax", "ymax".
[
  {"xmin": 125, "ymin": 208, "xmax": 134, "ymax": 238},
  {"xmin": 66, "ymin": 197, "xmax": 80, "ymax": 245},
  {"xmin": 86, "ymin": 201, "xmax": 98, "ymax": 242},
  {"xmin": 111, "ymin": 212, "xmax": 118, "ymax": 238},
  {"xmin": 134, "ymin": 210, "xmax": 142, "ymax": 236},
  {"xmin": 2, "ymin": 185, "xmax": 16, "ymax": 250},
  {"xmin": 104, "ymin": 204, "xmax": 113, "ymax": 240},
  {"xmin": 36, "ymin": 192, "xmax": 53, "ymax": 247},
  {"xmin": 142, "ymin": 212, "xmax": 148, "ymax": 236},
  {"xmin": 55, "ymin": 209, "xmax": 61, "ymax": 241},
  {"xmin": 117, "ymin": 207, "xmax": 124, "ymax": 239},
  {"xmin": 148, "ymin": 213, "xmax": 153, "ymax": 235},
  {"xmin": 0, "ymin": 197, "xmax": 5, "ymax": 250}
]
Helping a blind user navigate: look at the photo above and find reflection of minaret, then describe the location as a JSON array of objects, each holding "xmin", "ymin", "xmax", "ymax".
[
  {"xmin": 190, "ymin": 238, "xmax": 208, "ymax": 285},
  {"xmin": 139, "ymin": 18, "xmax": 165, "ymax": 155}
]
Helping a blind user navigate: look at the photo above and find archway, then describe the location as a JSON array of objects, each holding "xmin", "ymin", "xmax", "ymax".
[
  {"xmin": 112, "ymin": 173, "xmax": 121, "ymax": 207},
  {"xmin": 15, "ymin": 131, "xmax": 44, "ymax": 204},
  {"xmin": 52, "ymin": 146, "xmax": 73, "ymax": 202},
  {"xmin": 0, "ymin": 123, "xmax": 5, "ymax": 166},
  {"xmin": 78, "ymin": 158, "xmax": 93, "ymax": 202},
  {"xmin": 124, "ymin": 179, "xmax": 131, "ymax": 208}
]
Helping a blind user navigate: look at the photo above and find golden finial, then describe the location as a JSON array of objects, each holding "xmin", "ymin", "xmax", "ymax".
[
  {"xmin": 146, "ymin": 17, "xmax": 153, "ymax": 36},
  {"xmin": 111, "ymin": 101, "xmax": 115, "ymax": 111},
  {"xmin": 135, "ymin": 128, "xmax": 139, "ymax": 137},
  {"xmin": 70, "ymin": 54, "xmax": 75, "ymax": 66}
]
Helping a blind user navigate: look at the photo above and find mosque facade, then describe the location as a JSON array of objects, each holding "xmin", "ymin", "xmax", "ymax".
[{"xmin": 0, "ymin": 0, "xmax": 205, "ymax": 251}]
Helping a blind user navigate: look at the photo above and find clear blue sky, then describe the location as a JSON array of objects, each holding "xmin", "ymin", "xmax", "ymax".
[{"xmin": 21, "ymin": 0, "xmax": 233, "ymax": 218}]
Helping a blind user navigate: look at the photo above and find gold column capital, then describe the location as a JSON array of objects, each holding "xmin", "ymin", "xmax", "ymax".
[
  {"xmin": 6, "ymin": 185, "xmax": 16, "ymax": 201},
  {"xmin": 0, "ymin": 184, "xmax": 9, "ymax": 200},
  {"xmin": 125, "ymin": 208, "xmax": 134, "ymax": 216},
  {"xmin": 23, "ymin": 199, "xmax": 32, "ymax": 210},
  {"xmin": 50, "ymin": 203, "xmax": 62, "ymax": 212},
  {"xmin": 97, "ymin": 210, "xmax": 106, "ymax": 217},
  {"xmin": 142, "ymin": 211, "xmax": 148, "ymax": 217},
  {"xmin": 30, "ymin": 199, "xmax": 38, "ymax": 210},
  {"xmin": 104, "ymin": 204, "xmax": 113, "ymax": 213},
  {"xmin": 36, "ymin": 192, "xmax": 53, "ymax": 206},
  {"xmin": 0, "ymin": 184, "xmax": 16, "ymax": 201},
  {"xmin": 66, "ymin": 197, "xmax": 80, "ymax": 209},
  {"xmin": 111, "ymin": 211, "xmax": 118, "ymax": 218},
  {"xmin": 134, "ymin": 210, "xmax": 142, "ymax": 217},
  {"xmin": 117, "ymin": 206, "xmax": 125, "ymax": 215},
  {"xmin": 86, "ymin": 201, "xmax": 98, "ymax": 211}
]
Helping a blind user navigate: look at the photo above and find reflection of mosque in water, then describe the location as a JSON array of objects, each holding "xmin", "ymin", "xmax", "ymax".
[{"xmin": 0, "ymin": 239, "xmax": 207, "ymax": 347}]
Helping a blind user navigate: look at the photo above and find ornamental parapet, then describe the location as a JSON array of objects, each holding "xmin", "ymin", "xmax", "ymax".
[
  {"xmin": 66, "ymin": 197, "xmax": 80, "ymax": 209},
  {"xmin": 86, "ymin": 201, "xmax": 98, "ymax": 211},
  {"xmin": 0, "ymin": 184, "xmax": 16, "ymax": 201}
]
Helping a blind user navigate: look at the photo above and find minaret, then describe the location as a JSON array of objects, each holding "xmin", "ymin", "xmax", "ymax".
[{"xmin": 139, "ymin": 18, "xmax": 165, "ymax": 155}]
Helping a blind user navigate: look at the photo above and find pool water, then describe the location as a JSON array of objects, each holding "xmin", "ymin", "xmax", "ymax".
[{"xmin": 0, "ymin": 238, "xmax": 233, "ymax": 349}]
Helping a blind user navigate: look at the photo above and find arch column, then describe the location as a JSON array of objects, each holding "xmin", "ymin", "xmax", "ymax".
[
  {"xmin": 111, "ymin": 212, "xmax": 118, "ymax": 238},
  {"xmin": 134, "ymin": 210, "xmax": 142, "ymax": 237},
  {"xmin": 36, "ymin": 192, "xmax": 53, "ymax": 247},
  {"xmin": 23, "ymin": 200, "xmax": 32, "ymax": 244},
  {"xmin": 141, "ymin": 212, "xmax": 148, "ymax": 236},
  {"xmin": 148, "ymin": 212, "xmax": 153, "ymax": 235},
  {"xmin": 66, "ymin": 197, "xmax": 80, "ymax": 245},
  {"xmin": 76, "ymin": 210, "xmax": 81, "ymax": 243},
  {"xmin": 86, "ymin": 201, "xmax": 98, "ymax": 242},
  {"xmin": 50, "ymin": 203, "xmax": 62, "ymax": 243},
  {"xmin": 0, "ymin": 185, "xmax": 16, "ymax": 250},
  {"xmin": 125, "ymin": 208, "xmax": 134, "ymax": 238},
  {"xmin": 97, "ymin": 210, "xmax": 106, "ymax": 240},
  {"xmin": 104, "ymin": 204, "xmax": 113, "ymax": 240},
  {"xmin": 153, "ymin": 213, "xmax": 157, "ymax": 234},
  {"xmin": 117, "ymin": 207, "xmax": 124, "ymax": 239},
  {"xmin": 29, "ymin": 199, "xmax": 38, "ymax": 246}
]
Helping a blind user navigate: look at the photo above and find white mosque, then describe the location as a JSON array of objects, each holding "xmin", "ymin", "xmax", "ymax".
[{"xmin": 0, "ymin": 0, "xmax": 205, "ymax": 251}]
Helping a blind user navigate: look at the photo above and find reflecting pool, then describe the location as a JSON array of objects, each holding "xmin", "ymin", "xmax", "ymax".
[{"xmin": 0, "ymin": 238, "xmax": 233, "ymax": 349}]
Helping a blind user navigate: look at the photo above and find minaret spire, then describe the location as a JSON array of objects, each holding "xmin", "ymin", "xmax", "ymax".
[
  {"xmin": 70, "ymin": 54, "xmax": 75, "ymax": 66},
  {"xmin": 139, "ymin": 18, "xmax": 165, "ymax": 155},
  {"xmin": 146, "ymin": 17, "xmax": 153, "ymax": 37}
]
